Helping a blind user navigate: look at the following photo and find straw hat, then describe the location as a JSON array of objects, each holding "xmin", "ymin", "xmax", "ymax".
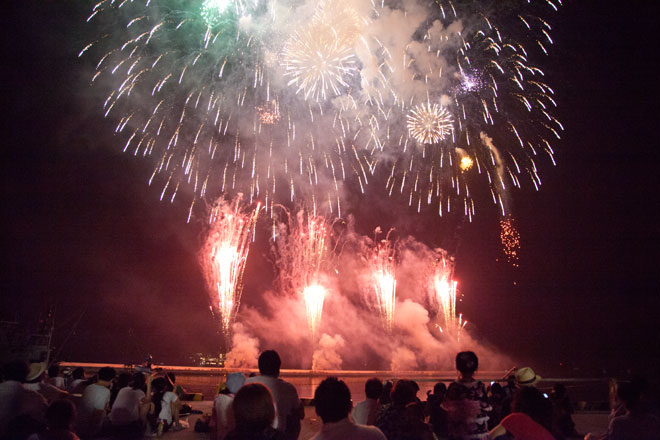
[
  {"xmin": 26, "ymin": 362, "xmax": 47, "ymax": 382},
  {"xmin": 515, "ymin": 367, "xmax": 541, "ymax": 386}
]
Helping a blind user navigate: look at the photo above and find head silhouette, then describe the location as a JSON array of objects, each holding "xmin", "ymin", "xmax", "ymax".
[
  {"xmin": 455, "ymin": 351, "xmax": 479, "ymax": 376},
  {"xmin": 233, "ymin": 383, "xmax": 276, "ymax": 432},
  {"xmin": 314, "ymin": 377, "xmax": 352, "ymax": 423},
  {"xmin": 365, "ymin": 378, "xmax": 383, "ymax": 400},
  {"xmin": 258, "ymin": 350, "xmax": 281, "ymax": 377},
  {"xmin": 391, "ymin": 380, "xmax": 417, "ymax": 406}
]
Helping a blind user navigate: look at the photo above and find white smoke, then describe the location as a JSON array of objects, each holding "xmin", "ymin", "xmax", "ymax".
[
  {"xmin": 225, "ymin": 322, "xmax": 260, "ymax": 368},
  {"xmin": 480, "ymin": 131, "xmax": 510, "ymax": 215},
  {"xmin": 312, "ymin": 334, "xmax": 346, "ymax": 370},
  {"xmin": 229, "ymin": 224, "xmax": 512, "ymax": 371}
]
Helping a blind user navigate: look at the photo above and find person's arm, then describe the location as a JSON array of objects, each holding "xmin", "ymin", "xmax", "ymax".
[
  {"xmin": 489, "ymin": 424, "xmax": 507, "ymax": 439},
  {"xmin": 140, "ymin": 374, "xmax": 154, "ymax": 421},
  {"xmin": 171, "ymin": 395, "xmax": 180, "ymax": 424}
]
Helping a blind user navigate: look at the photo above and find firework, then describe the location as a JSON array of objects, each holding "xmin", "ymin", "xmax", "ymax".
[
  {"xmin": 460, "ymin": 155, "xmax": 474, "ymax": 172},
  {"xmin": 272, "ymin": 209, "xmax": 334, "ymax": 338},
  {"xmin": 302, "ymin": 284, "xmax": 328, "ymax": 339},
  {"xmin": 201, "ymin": 196, "xmax": 261, "ymax": 334},
  {"xmin": 407, "ymin": 103, "xmax": 454, "ymax": 144},
  {"xmin": 427, "ymin": 250, "xmax": 466, "ymax": 341},
  {"xmin": 382, "ymin": 0, "xmax": 564, "ymax": 217},
  {"xmin": 365, "ymin": 229, "xmax": 397, "ymax": 331},
  {"xmin": 83, "ymin": 0, "xmax": 563, "ymax": 219},
  {"xmin": 433, "ymin": 277, "xmax": 467, "ymax": 341},
  {"xmin": 256, "ymin": 102, "xmax": 280, "ymax": 124},
  {"xmin": 500, "ymin": 215, "xmax": 521, "ymax": 267},
  {"xmin": 282, "ymin": 1, "xmax": 362, "ymax": 102}
]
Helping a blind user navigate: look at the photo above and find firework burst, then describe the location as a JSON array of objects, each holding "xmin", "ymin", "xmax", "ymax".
[
  {"xmin": 272, "ymin": 209, "xmax": 335, "ymax": 339},
  {"xmin": 407, "ymin": 103, "xmax": 454, "ymax": 144},
  {"xmin": 365, "ymin": 229, "xmax": 397, "ymax": 331},
  {"xmin": 428, "ymin": 250, "xmax": 466, "ymax": 341},
  {"xmin": 282, "ymin": 0, "xmax": 362, "ymax": 101},
  {"xmin": 460, "ymin": 155, "xmax": 474, "ymax": 172},
  {"xmin": 200, "ymin": 195, "xmax": 261, "ymax": 334},
  {"xmin": 82, "ymin": 0, "xmax": 564, "ymax": 220}
]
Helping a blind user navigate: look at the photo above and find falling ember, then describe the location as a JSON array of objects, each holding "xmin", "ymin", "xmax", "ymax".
[
  {"xmin": 460, "ymin": 155, "xmax": 474, "ymax": 172},
  {"xmin": 201, "ymin": 196, "xmax": 261, "ymax": 335},
  {"xmin": 500, "ymin": 215, "xmax": 520, "ymax": 268},
  {"xmin": 407, "ymin": 103, "xmax": 454, "ymax": 144},
  {"xmin": 366, "ymin": 230, "xmax": 397, "ymax": 331},
  {"xmin": 272, "ymin": 209, "xmax": 334, "ymax": 339},
  {"xmin": 256, "ymin": 102, "xmax": 280, "ymax": 124},
  {"xmin": 303, "ymin": 284, "xmax": 327, "ymax": 339}
]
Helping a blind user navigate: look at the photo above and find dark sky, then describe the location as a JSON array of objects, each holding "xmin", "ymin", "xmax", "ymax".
[{"xmin": 2, "ymin": 1, "xmax": 659, "ymax": 374}]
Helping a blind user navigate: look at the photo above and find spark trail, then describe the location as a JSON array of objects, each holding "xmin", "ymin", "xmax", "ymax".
[
  {"xmin": 83, "ymin": 0, "xmax": 564, "ymax": 220},
  {"xmin": 365, "ymin": 229, "xmax": 397, "ymax": 331},
  {"xmin": 272, "ymin": 209, "xmax": 335, "ymax": 339},
  {"xmin": 201, "ymin": 195, "xmax": 261, "ymax": 334}
]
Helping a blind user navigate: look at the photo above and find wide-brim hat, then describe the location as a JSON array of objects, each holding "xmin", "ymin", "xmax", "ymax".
[
  {"xmin": 515, "ymin": 367, "xmax": 541, "ymax": 386},
  {"xmin": 26, "ymin": 362, "xmax": 47, "ymax": 382}
]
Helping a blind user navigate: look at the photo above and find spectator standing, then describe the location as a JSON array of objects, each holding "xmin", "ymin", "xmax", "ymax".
[
  {"xmin": 245, "ymin": 350, "xmax": 304, "ymax": 440},
  {"xmin": 352, "ymin": 378, "xmax": 383, "ymax": 426},
  {"xmin": 225, "ymin": 383, "xmax": 285, "ymax": 440},
  {"xmin": 444, "ymin": 351, "xmax": 491, "ymax": 440},
  {"xmin": 311, "ymin": 377, "xmax": 386, "ymax": 440}
]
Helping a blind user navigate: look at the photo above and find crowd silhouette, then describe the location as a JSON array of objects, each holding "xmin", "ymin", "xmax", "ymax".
[{"xmin": 1, "ymin": 350, "xmax": 659, "ymax": 440}]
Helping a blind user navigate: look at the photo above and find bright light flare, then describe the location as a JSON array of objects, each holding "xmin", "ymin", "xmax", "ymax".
[
  {"xmin": 365, "ymin": 231, "xmax": 397, "ymax": 332},
  {"xmin": 460, "ymin": 155, "xmax": 474, "ymax": 171},
  {"xmin": 407, "ymin": 103, "xmax": 454, "ymax": 144},
  {"xmin": 302, "ymin": 284, "xmax": 327, "ymax": 339},
  {"xmin": 201, "ymin": 196, "xmax": 260, "ymax": 334},
  {"xmin": 373, "ymin": 272, "xmax": 396, "ymax": 332},
  {"xmin": 272, "ymin": 210, "xmax": 335, "ymax": 339},
  {"xmin": 433, "ymin": 276, "xmax": 466, "ymax": 341}
]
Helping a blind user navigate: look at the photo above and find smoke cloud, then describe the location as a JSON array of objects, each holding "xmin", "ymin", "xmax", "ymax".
[
  {"xmin": 312, "ymin": 334, "xmax": 346, "ymax": 370},
  {"xmin": 225, "ymin": 221, "xmax": 511, "ymax": 371}
]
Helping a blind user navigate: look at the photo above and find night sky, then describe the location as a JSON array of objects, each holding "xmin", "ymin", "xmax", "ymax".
[{"xmin": 3, "ymin": 1, "xmax": 659, "ymax": 375}]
